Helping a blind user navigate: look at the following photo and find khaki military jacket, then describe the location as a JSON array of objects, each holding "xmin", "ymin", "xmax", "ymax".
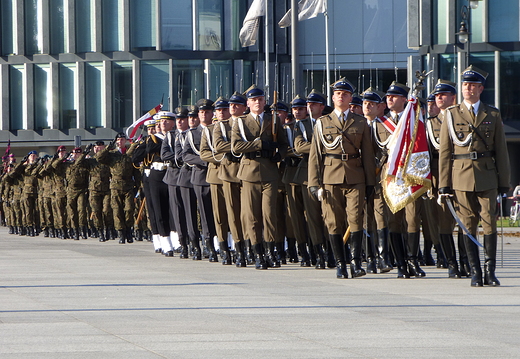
[
  {"xmin": 439, "ymin": 102, "xmax": 510, "ymax": 192},
  {"xmin": 213, "ymin": 118, "xmax": 241, "ymax": 183},
  {"xmin": 308, "ymin": 110, "xmax": 376, "ymax": 187},
  {"xmin": 293, "ymin": 117, "xmax": 314, "ymax": 185},
  {"xmin": 200, "ymin": 122, "xmax": 224, "ymax": 185},
  {"xmin": 231, "ymin": 112, "xmax": 288, "ymax": 183}
]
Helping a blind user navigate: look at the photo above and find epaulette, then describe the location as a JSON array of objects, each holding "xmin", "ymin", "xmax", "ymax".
[
  {"xmin": 446, "ymin": 105, "xmax": 457, "ymax": 110},
  {"xmin": 486, "ymin": 103, "xmax": 499, "ymax": 111}
]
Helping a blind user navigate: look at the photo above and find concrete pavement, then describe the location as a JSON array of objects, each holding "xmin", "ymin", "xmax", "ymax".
[{"xmin": 1, "ymin": 227, "xmax": 520, "ymax": 358}]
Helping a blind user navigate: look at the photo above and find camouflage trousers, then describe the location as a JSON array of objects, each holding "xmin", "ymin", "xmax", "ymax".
[
  {"xmin": 66, "ymin": 189, "xmax": 88, "ymax": 229},
  {"xmin": 111, "ymin": 188, "xmax": 135, "ymax": 231},
  {"xmin": 89, "ymin": 190, "xmax": 113, "ymax": 229}
]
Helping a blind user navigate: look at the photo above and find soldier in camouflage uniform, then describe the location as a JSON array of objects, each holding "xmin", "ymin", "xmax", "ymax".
[
  {"xmin": 36, "ymin": 155, "xmax": 56, "ymax": 238},
  {"xmin": 96, "ymin": 133, "xmax": 139, "ymax": 244},
  {"xmin": 49, "ymin": 146, "xmax": 70, "ymax": 239}
]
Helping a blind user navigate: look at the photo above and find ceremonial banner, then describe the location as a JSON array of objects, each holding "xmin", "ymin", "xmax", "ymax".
[
  {"xmin": 239, "ymin": 0, "xmax": 265, "ymax": 47},
  {"xmin": 126, "ymin": 104, "xmax": 162, "ymax": 140},
  {"xmin": 382, "ymin": 95, "xmax": 431, "ymax": 213},
  {"xmin": 278, "ymin": 0, "xmax": 326, "ymax": 28}
]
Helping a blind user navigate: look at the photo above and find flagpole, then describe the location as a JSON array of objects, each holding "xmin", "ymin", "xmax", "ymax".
[
  {"xmin": 291, "ymin": 0, "xmax": 299, "ymax": 99},
  {"xmin": 265, "ymin": 0, "xmax": 270, "ymax": 101},
  {"xmin": 324, "ymin": 0, "xmax": 331, "ymax": 104}
]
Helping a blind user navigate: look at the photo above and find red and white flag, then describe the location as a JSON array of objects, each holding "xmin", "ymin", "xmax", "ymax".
[
  {"xmin": 382, "ymin": 94, "xmax": 431, "ymax": 213},
  {"xmin": 126, "ymin": 104, "xmax": 162, "ymax": 140}
]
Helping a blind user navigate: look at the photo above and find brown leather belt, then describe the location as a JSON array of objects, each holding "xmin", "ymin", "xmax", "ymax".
[{"xmin": 452, "ymin": 151, "xmax": 495, "ymax": 160}]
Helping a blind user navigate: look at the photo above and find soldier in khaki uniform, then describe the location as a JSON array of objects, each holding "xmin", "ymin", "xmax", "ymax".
[
  {"xmin": 308, "ymin": 78, "xmax": 376, "ymax": 279},
  {"xmin": 200, "ymin": 97, "xmax": 232, "ymax": 265},
  {"xmin": 439, "ymin": 65, "xmax": 510, "ymax": 287},
  {"xmin": 230, "ymin": 85, "xmax": 288, "ymax": 269},
  {"xmin": 213, "ymin": 92, "xmax": 249, "ymax": 267}
]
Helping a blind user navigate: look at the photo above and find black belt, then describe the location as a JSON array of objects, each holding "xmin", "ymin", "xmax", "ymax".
[
  {"xmin": 452, "ymin": 151, "xmax": 495, "ymax": 160},
  {"xmin": 285, "ymin": 157, "xmax": 301, "ymax": 167},
  {"xmin": 325, "ymin": 153, "xmax": 360, "ymax": 161},
  {"xmin": 245, "ymin": 150, "xmax": 273, "ymax": 159},
  {"xmin": 226, "ymin": 153, "xmax": 241, "ymax": 163}
]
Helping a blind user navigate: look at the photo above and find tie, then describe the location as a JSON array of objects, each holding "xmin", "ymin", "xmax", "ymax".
[
  {"xmin": 340, "ymin": 112, "xmax": 345, "ymax": 123},
  {"xmin": 470, "ymin": 105, "xmax": 476, "ymax": 122},
  {"xmin": 256, "ymin": 115, "xmax": 262, "ymax": 128}
]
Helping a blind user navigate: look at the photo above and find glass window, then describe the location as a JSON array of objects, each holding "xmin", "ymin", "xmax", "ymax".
[
  {"xmin": 469, "ymin": 3, "xmax": 484, "ymax": 43},
  {"xmin": 500, "ymin": 51, "xmax": 520, "ymax": 121},
  {"xmin": 242, "ymin": 61, "xmax": 253, "ymax": 93},
  {"xmin": 160, "ymin": 0, "xmax": 191, "ymax": 50},
  {"xmin": 34, "ymin": 64, "xmax": 52, "ymax": 130},
  {"xmin": 102, "ymin": 0, "xmax": 121, "ymax": 51},
  {"xmin": 76, "ymin": 0, "xmax": 92, "ymax": 53},
  {"xmin": 59, "ymin": 63, "xmax": 77, "ymax": 130},
  {"xmin": 433, "ymin": 0, "xmax": 449, "ymax": 45},
  {"xmin": 209, "ymin": 60, "xmax": 232, "ymax": 100},
  {"xmin": 227, "ymin": 0, "xmax": 246, "ymax": 51},
  {"xmin": 197, "ymin": 0, "xmax": 222, "ymax": 51},
  {"xmin": 130, "ymin": 0, "xmax": 156, "ymax": 51},
  {"xmin": 25, "ymin": 0, "xmax": 42, "ymax": 55},
  {"xmin": 85, "ymin": 63, "xmax": 103, "ymax": 128},
  {"xmin": 468, "ymin": 52, "xmax": 494, "ymax": 105},
  {"xmin": 141, "ymin": 60, "xmax": 169, "ymax": 115},
  {"xmin": 9, "ymin": 65, "xmax": 24, "ymax": 130},
  {"xmin": 172, "ymin": 60, "xmax": 204, "ymax": 108},
  {"xmin": 438, "ymin": 53, "xmax": 457, "ymax": 84},
  {"xmin": 50, "ymin": 0, "xmax": 65, "ymax": 54},
  {"xmin": 113, "ymin": 62, "xmax": 133, "ymax": 129},
  {"xmin": 1, "ymin": 0, "xmax": 14, "ymax": 55},
  {"xmin": 489, "ymin": 0, "xmax": 519, "ymax": 42}
]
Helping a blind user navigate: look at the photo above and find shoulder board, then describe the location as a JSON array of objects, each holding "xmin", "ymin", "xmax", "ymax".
[
  {"xmin": 446, "ymin": 105, "xmax": 458, "ymax": 110},
  {"xmin": 485, "ymin": 103, "xmax": 499, "ymax": 111}
]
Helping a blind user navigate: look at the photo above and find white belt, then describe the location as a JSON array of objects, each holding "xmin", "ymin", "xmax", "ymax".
[
  {"xmin": 151, "ymin": 162, "xmax": 169, "ymax": 171},
  {"xmin": 144, "ymin": 169, "xmax": 151, "ymax": 177}
]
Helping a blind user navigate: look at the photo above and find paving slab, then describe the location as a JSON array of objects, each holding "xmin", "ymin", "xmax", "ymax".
[{"xmin": 1, "ymin": 227, "xmax": 520, "ymax": 358}]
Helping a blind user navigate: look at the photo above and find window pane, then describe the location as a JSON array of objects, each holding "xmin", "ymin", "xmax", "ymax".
[
  {"xmin": 500, "ymin": 51, "xmax": 520, "ymax": 121},
  {"xmin": 489, "ymin": 0, "xmax": 519, "ymax": 42},
  {"xmin": 172, "ymin": 60, "xmax": 204, "ymax": 108},
  {"xmin": 34, "ymin": 65, "xmax": 51, "ymax": 130},
  {"xmin": 160, "ymin": 0, "xmax": 191, "ymax": 50},
  {"xmin": 228, "ymin": 0, "xmax": 246, "ymax": 51},
  {"xmin": 50, "ymin": 0, "xmax": 65, "ymax": 54},
  {"xmin": 9, "ymin": 66, "xmax": 24, "ymax": 130},
  {"xmin": 59, "ymin": 63, "xmax": 77, "ymax": 129},
  {"xmin": 209, "ymin": 60, "xmax": 232, "ymax": 99},
  {"xmin": 433, "ymin": 0, "xmax": 449, "ymax": 45},
  {"xmin": 130, "ymin": 0, "xmax": 156, "ymax": 50},
  {"xmin": 468, "ymin": 52, "xmax": 494, "ymax": 105},
  {"xmin": 76, "ymin": 0, "xmax": 92, "ymax": 52},
  {"xmin": 113, "ymin": 62, "xmax": 133, "ymax": 129},
  {"xmin": 197, "ymin": 0, "xmax": 222, "ymax": 51},
  {"xmin": 25, "ymin": 0, "xmax": 41, "ymax": 54},
  {"xmin": 470, "ymin": 4, "xmax": 484, "ymax": 43},
  {"xmin": 85, "ymin": 63, "xmax": 103, "ymax": 128},
  {"xmin": 141, "ymin": 61, "xmax": 169, "ymax": 116},
  {"xmin": 102, "ymin": 0, "xmax": 121, "ymax": 51},
  {"xmin": 1, "ymin": 0, "xmax": 14, "ymax": 55},
  {"xmin": 438, "ymin": 54, "xmax": 457, "ymax": 84}
]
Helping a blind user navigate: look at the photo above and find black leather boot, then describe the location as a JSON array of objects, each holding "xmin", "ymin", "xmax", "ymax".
[
  {"xmin": 365, "ymin": 231, "xmax": 378, "ymax": 274},
  {"xmin": 8, "ymin": 226, "xmax": 14, "ymax": 234},
  {"xmin": 423, "ymin": 238, "xmax": 435, "ymax": 266},
  {"xmin": 266, "ymin": 241, "xmax": 280, "ymax": 268},
  {"xmin": 298, "ymin": 243, "xmax": 311, "ymax": 267},
  {"xmin": 235, "ymin": 241, "xmax": 247, "ymax": 267},
  {"xmin": 464, "ymin": 235, "xmax": 483, "ymax": 287},
  {"xmin": 98, "ymin": 228, "xmax": 106, "ymax": 242},
  {"xmin": 91, "ymin": 228, "xmax": 99, "ymax": 238},
  {"xmin": 81, "ymin": 226, "xmax": 87, "ymax": 239},
  {"xmin": 206, "ymin": 237, "xmax": 218, "ymax": 262},
  {"xmin": 349, "ymin": 231, "xmax": 367, "ymax": 278},
  {"xmin": 192, "ymin": 236, "xmax": 202, "ymax": 260},
  {"xmin": 126, "ymin": 229, "xmax": 133, "ymax": 243},
  {"xmin": 286, "ymin": 238, "xmax": 298, "ymax": 263},
  {"xmin": 439, "ymin": 234, "xmax": 461, "ymax": 278},
  {"xmin": 245, "ymin": 239, "xmax": 255, "ymax": 265},
  {"xmin": 329, "ymin": 234, "xmax": 348, "ymax": 278},
  {"xmin": 458, "ymin": 231, "xmax": 471, "ymax": 277},
  {"xmin": 483, "ymin": 233, "xmax": 500, "ymax": 286},
  {"xmin": 389, "ymin": 232, "xmax": 410, "ymax": 278},
  {"xmin": 253, "ymin": 243, "xmax": 267, "ymax": 270},
  {"xmin": 74, "ymin": 227, "xmax": 80, "ymax": 240},
  {"xmin": 326, "ymin": 241, "xmax": 336, "ymax": 268},
  {"xmin": 49, "ymin": 227, "xmax": 56, "ymax": 238},
  {"xmin": 118, "ymin": 230, "xmax": 125, "ymax": 244},
  {"xmin": 314, "ymin": 244, "xmax": 326, "ymax": 269},
  {"xmin": 219, "ymin": 241, "xmax": 232, "ymax": 265},
  {"xmin": 406, "ymin": 232, "xmax": 426, "ymax": 277},
  {"xmin": 275, "ymin": 241, "xmax": 286, "ymax": 265},
  {"xmin": 377, "ymin": 228, "xmax": 393, "ymax": 272}
]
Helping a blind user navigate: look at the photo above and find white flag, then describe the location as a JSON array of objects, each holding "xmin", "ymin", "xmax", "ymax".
[
  {"xmin": 239, "ymin": 0, "xmax": 265, "ymax": 47},
  {"xmin": 278, "ymin": 0, "xmax": 326, "ymax": 28}
]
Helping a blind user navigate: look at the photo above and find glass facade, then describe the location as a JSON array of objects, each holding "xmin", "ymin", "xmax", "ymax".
[
  {"xmin": 433, "ymin": 0, "xmax": 449, "ymax": 45},
  {"xmin": 1, "ymin": 0, "xmax": 14, "ymax": 55},
  {"xmin": 76, "ymin": 0, "xmax": 93, "ymax": 53},
  {"xmin": 85, "ymin": 63, "xmax": 103, "ymax": 128},
  {"xmin": 130, "ymin": 0, "xmax": 156, "ymax": 51},
  {"xmin": 34, "ymin": 64, "xmax": 51, "ymax": 130},
  {"xmin": 50, "ymin": 0, "xmax": 65, "ymax": 54},
  {"xmin": 102, "ymin": 0, "xmax": 121, "ymax": 52},
  {"xmin": 196, "ymin": 0, "xmax": 222, "ymax": 51},
  {"xmin": 468, "ymin": 52, "xmax": 494, "ymax": 105},
  {"xmin": 25, "ymin": 0, "xmax": 41, "ymax": 55},
  {"xmin": 500, "ymin": 51, "xmax": 520, "ymax": 121},
  {"xmin": 9, "ymin": 66, "xmax": 24, "ymax": 130},
  {"xmin": 209, "ymin": 60, "xmax": 232, "ymax": 99},
  {"xmin": 113, "ymin": 62, "xmax": 133, "ymax": 130},
  {"xmin": 489, "ymin": 0, "xmax": 519, "ymax": 42},
  {"xmin": 172, "ymin": 60, "xmax": 204, "ymax": 108},
  {"xmin": 59, "ymin": 63, "xmax": 77, "ymax": 130},
  {"xmin": 141, "ymin": 61, "xmax": 169, "ymax": 115},
  {"xmin": 438, "ymin": 54, "xmax": 457, "ymax": 84},
  {"xmin": 161, "ymin": 0, "xmax": 192, "ymax": 50}
]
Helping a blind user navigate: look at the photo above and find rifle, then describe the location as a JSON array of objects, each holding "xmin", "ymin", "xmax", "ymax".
[{"xmin": 272, "ymin": 91, "xmax": 278, "ymax": 142}]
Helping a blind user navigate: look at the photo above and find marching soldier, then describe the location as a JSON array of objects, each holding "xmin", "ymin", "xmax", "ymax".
[
  {"xmin": 200, "ymin": 97, "xmax": 232, "ymax": 265},
  {"xmin": 213, "ymin": 92, "xmax": 249, "ymax": 267},
  {"xmin": 230, "ymin": 85, "xmax": 288, "ymax": 269},
  {"xmin": 50, "ymin": 146, "xmax": 69, "ymax": 239},
  {"xmin": 439, "ymin": 65, "xmax": 510, "ymax": 287},
  {"xmin": 308, "ymin": 78, "xmax": 376, "ymax": 279},
  {"xmin": 183, "ymin": 99, "xmax": 218, "ymax": 262}
]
